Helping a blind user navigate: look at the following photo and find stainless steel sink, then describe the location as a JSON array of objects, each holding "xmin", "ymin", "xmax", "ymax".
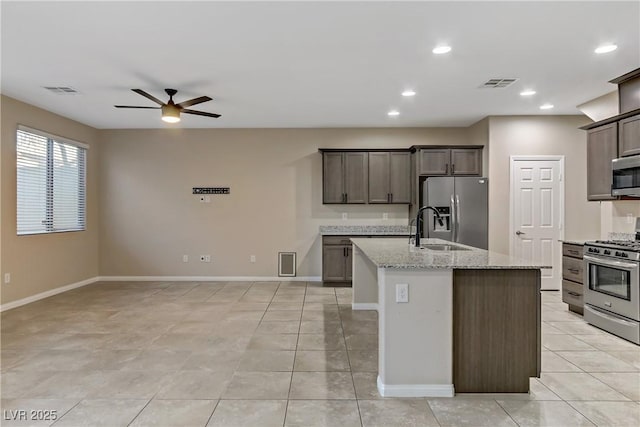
[{"xmin": 418, "ymin": 244, "xmax": 470, "ymax": 251}]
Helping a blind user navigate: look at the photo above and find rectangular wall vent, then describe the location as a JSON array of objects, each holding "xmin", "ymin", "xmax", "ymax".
[
  {"xmin": 479, "ymin": 78, "xmax": 518, "ymax": 88},
  {"xmin": 278, "ymin": 252, "xmax": 296, "ymax": 277},
  {"xmin": 43, "ymin": 86, "xmax": 79, "ymax": 95}
]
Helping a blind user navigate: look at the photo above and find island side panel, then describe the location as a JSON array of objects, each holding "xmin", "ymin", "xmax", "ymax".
[
  {"xmin": 351, "ymin": 246, "xmax": 379, "ymax": 310},
  {"xmin": 452, "ymin": 269, "xmax": 541, "ymax": 393},
  {"xmin": 378, "ymin": 268, "xmax": 454, "ymax": 397}
]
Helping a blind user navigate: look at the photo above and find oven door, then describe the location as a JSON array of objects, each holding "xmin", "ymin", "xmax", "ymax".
[{"xmin": 584, "ymin": 254, "xmax": 639, "ymax": 321}]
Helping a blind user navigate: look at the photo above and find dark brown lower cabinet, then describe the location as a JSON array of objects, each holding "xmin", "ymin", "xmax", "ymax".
[{"xmin": 453, "ymin": 269, "xmax": 541, "ymax": 393}]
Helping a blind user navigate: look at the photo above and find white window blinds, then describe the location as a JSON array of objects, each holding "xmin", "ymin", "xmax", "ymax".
[{"xmin": 16, "ymin": 126, "xmax": 87, "ymax": 235}]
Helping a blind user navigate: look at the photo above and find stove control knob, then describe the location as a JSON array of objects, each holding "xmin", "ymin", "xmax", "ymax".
[
  {"xmin": 604, "ymin": 250, "xmax": 611, "ymax": 255},
  {"xmin": 615, "ymin": 251, "xmax": 623, "ymax": 257},
  {"xmin": 622, "ymin": 252, "xmax": 629, "ymax": 258},
  {"xmin": 594, "ymin": 248, "xmax": 600, "ymax": 253}
]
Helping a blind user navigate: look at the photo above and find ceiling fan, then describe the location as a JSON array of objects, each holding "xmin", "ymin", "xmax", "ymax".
[{"xmin": 115, "ymin": 88, "xmax": 221, "ymax": 123}]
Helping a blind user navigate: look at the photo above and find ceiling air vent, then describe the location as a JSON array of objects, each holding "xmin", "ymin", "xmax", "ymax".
[
  {"xmin": 43, "ymin": 86, "xmax": 79, "ymax": 95},
  {"xmin": 479, "ymin": 78, "xmax": 518, "ymax": 89}
]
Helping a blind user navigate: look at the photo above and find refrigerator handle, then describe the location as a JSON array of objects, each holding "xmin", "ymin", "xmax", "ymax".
[
  {"xmin": 450, "ymin": 195, "xmax": 456, "ymax": 241},
  {"xmin": 455, "ymin": 194, "xmax": 461, "ymax": 242}
]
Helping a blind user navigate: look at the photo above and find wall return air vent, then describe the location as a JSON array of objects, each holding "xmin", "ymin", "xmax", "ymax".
[{"xmin": 479, "ymin": 78, "xmax": 518, "ymax": 88}]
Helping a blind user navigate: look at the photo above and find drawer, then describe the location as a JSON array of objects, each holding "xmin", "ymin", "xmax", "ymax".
[
  {"xmin": 562, "ymin": 256, "xmax": 584, "ymax": 283},
  {"xmin": 562, "ymin": 244, "xmax": 584, "ymax": 259},
  {"xmin": 562, "ymin": 280, "xmax": 584, "ymax": 307},
  {"xmin": 323, "ymin": 236, "xmax": 355, "ymax": 245}
]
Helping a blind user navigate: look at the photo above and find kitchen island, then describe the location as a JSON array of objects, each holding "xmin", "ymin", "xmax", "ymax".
[{"xmin": 351, "ymin": 237, "xmax": 549, "ymax": 397}]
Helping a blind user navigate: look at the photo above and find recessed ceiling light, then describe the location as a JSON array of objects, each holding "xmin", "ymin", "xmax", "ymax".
[
  {"xmin": 539, "ymin": 104, "xmax": 554, "ymax": 110},
  {"xmin": 388, "ymin": 110, "xmax": 400, "ymax": 116},
  {"xmin": 402, "ymin": 90, "xmax": 416, "ymax": 97},
  {"xmin": 595, "ymin": 44, "xmax": 618, "ymax": 54},
  {"xmin": 520, "ymin": 90, "xmax": 536, "ymax": 96},
  {"xmin": 432, "ymin": 45, "xmax": 452, "ymax": 54}
]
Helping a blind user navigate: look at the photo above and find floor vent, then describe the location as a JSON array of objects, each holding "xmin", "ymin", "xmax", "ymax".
[
  {"xmin": 43, "ymin": 86, "xmax": 79, "ymax": 95},
  {"xmin": 479, "ymin": 78, "xmax": 518, "ymax": 88},
  {"xmin": 278, "ymin": 252, "xmax": 297, "ymax": 277}
]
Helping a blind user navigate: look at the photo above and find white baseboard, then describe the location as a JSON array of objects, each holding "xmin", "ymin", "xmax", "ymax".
[
  {"xmin": 0, "ymin": 276, "xmax": 99, "ymax": 312},
  {"xmin": 352, "ymin": 302, "xmax": 378, "ymax": 311},
  {"xmin": 97, "ymin": 276, "xmax": 322, "ymax": 282},
  {"xmin": 377, "ymin": 375, "xmax": 454, "ymax": 397}
]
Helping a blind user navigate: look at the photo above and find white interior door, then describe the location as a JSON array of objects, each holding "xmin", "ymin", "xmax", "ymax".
[{"xmin": 511, "ymin": 157, "xmax": 564, "ymax": 290}]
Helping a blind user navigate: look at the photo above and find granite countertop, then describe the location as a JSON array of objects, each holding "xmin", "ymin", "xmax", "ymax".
[
  {"xmin": 351, "ymin": 237, "xmax": 550, "ymax": 270},
  {"xmin": 560, "ymin": 239, "xmax": 588, "ymax": 245},
  {"xmin": 319, "ymin": 225, "xmax": 412, "ymax": 236}
]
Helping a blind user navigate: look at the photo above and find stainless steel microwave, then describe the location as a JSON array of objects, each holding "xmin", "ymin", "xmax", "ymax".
[{"xmin": 612, "ymin": 155, "xmax": 640, "ymax": 196}]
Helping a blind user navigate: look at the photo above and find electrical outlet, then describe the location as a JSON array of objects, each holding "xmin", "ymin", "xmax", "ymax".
[
  {"xmin": 204, "ymin": 255, "xmax": 211, "ymax": 263},
  {"xmin": 204, "ymin": 195, "xmax": 211, "ymax": 203},
  {"xmin": 182, "ymin": 255, "xmax": 189, "ymax": 263},
  {"xmin": 3, "ymin": 273, "xmax": 10, "ymax": 284},
  {"xmin": 627, "ymin": 213, "xmax": 634, "ymax": 224},
  {"xmin": 395, "ymin": 283, "xmax": 409, "ymax": 303},
  {"xmin": 382, "ymin": 213, "xmax": 388, "ymax": 220},
  {"xmin": 342, "ymin": 213, "xmax": 348, "ymax": 220},
  {"xmin": 250, "ymin": 255, "xmax": 256, "ymax": 263}
]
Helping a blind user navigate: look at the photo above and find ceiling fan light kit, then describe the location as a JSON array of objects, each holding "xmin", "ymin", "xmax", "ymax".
[
  {"xmin": 161, "ymin": 104, "xmax": 181, "ymax": 123},
  {"xmin": 115, "ymin": 88, "xmax": 221, "ymax": 123}
]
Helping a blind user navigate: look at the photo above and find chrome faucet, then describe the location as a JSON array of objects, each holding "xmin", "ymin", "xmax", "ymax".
[{"xmin": 415, "ymin": 206, "xmax": 444, "ymax": 247}]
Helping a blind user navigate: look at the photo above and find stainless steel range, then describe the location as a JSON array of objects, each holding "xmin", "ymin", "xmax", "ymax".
[{"xmin": 584, "ymin": 240, "xmax": 640, "ymax": 345}]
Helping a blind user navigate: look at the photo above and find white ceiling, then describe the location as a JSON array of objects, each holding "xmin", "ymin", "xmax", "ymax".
[{"xmin": 1, "ymin": 1, "xmax": 639, "ymax": 129}]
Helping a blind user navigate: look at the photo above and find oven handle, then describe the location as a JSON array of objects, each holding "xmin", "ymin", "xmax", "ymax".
[
  {"xmin": 585, "ymin": 304, "xmax": 638, "ymax": 326},
  {"xmin": 583, "ymin": 254, "xmax": 640, "ymax": 270}
]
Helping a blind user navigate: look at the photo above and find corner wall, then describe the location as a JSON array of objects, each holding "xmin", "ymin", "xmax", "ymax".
[
  {"xmin": 487, "ymin": 115, "xmax": 601, "ymax": 255},
  {"xmin": 0, "ymin": 96, "xmax": 100, "ymax": 305}
]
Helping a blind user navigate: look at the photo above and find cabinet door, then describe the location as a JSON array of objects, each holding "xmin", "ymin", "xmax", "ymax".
[
  {"xmin": 368, "ymin": 152, "xmax": 390, "ymax": 203},
  {"xmin": 451, "ymin": 149, "xmax": 482, "ymax": 176},
  {"xmin": 345, "ymin": 246, "xmax": 353, "ymax": 282},
  {"xmin": 323, "ymin": 245, "xmax": 347, "ymax": 282},
  {"xmin": 587, "ymin": 123, "xmax": 618, "ymax": 201},
  {"xmin": 389, "ymin": 152, "xmax": 411, "ymax": 203},
  {"xmin": 418, "ymin": 149, "xmax": 450, "ymax": 175},
  {"xmin": 619, "ymin": 114, "xmax": 640, "ymax": 157},
  {"xmin": 344, "ymin": 152, "xmax": 368, "ymax": 203},
  {"xmin": 323, "ymin": 153, "xmax": 344, "ymax": 203}
]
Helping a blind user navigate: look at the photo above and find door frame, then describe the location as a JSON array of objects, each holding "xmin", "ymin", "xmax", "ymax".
[{"xmin": 509, "ymin": 156, "xmax": 565, "ymax": 288}]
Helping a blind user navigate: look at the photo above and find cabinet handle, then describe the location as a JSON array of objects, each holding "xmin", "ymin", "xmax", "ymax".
[
  {"xmin": 568, "ymin": 250, "xmax": 579, "ymax": 256},
  {"xmin": 567, "ymin": 291, "xmax": 581, "ymax": 297},
  {"xmin": 344, "ymin": 193, "xmax": 348, "ymax": 203},
  {"xmin": 445, "ymin": 164, "xmax": 449, "ymax": 174},
  {"xmin": 452, "ymin": 164, "xmax": 455, "ymax": 174},
  {"xmin": 568, "ymin": 268, "xmax": 580, "ymax": 274},
  {"xmin": 390, "ymin": 193, "xmax": 393, "ymax": 203},
  {"xmin": 343, "ymin": 247, "xmax": 347, "ymax": 257}
]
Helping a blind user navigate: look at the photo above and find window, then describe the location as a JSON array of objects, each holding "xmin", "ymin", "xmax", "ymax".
[{"xmin": 16, "ymin": 126, "xmax": 87, "ymax": 235}]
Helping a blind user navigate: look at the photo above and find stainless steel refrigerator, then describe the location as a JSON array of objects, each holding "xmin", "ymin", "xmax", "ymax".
[{"xmin": 421, "ymin": 177, "xmax": 488, "ymax": 249}]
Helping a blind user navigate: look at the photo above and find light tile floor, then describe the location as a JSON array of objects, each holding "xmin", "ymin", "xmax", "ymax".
[{"xmin": 1, "ymin": 281, "xmax": 639, "ymax": 426}]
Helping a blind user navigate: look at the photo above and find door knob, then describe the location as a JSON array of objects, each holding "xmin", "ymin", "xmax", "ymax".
[{"xmin": 515, "ymin": 231, "xmax": 526, "ymax": 235}]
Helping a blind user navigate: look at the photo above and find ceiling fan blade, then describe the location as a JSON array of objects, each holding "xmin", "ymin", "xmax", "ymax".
[
  {"xmin": 114, "ymin": 105, "xmax": 161, "ymax": 109},
  {"xmin": 177, "ymin": 96, "xmax": 213, "ymax": 109},
  {"xmin": 132, "ymin": 89, "xmax": 165, "ymax": 106},
  {"xmin": 182, "ymin": 109, "xmax": 221, "ymax": 118}
]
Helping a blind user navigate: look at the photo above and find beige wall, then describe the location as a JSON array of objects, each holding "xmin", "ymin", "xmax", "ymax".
[
  {"xmin": 98, "ymin": 128, "xmax": 474, "ymax": 277},
  {"xmin": 487, "ymin": 116, "xmax": 601, "ymax": 255},
  {"xmin": 1, "ymin": 96, "xmax": 100, "ymax": 304}
]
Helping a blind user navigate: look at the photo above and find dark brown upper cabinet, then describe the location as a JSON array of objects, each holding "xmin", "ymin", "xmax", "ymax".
[
  {"xmin": 322, "ymin": 151, "xmax": 368, "ymax": 204},
  {"xmin": 418, "ymin": 148, "xmax": 482, "ymax": 176},
  {"xmin": 368, "ymin": 152, "xmax": 411, "ymax": 204},
  {"xmin": 587, "ymin": 123, "xmax": 618, "ymax": 201},
  {"xmin": 618, "ymin": 113, "xmax": 640, "ymax": 158}
]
